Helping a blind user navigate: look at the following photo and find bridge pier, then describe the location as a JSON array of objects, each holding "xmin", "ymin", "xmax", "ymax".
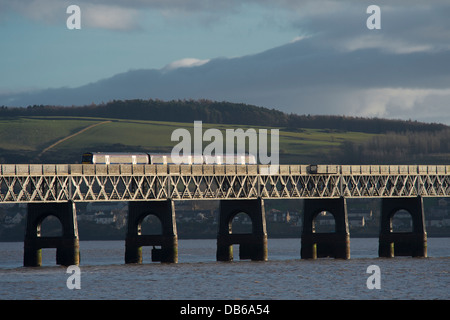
[
  {"xmin": 125, "ymin": 200, "xmax": 178, "ymax": 263},
  {"xmin": 379, "ymin": 196, "xmax": 427, "ymax": 258},
  {"xmin": 301, "ymin": 197, "xmax": 350, "ymax": 259},
  {"xmin": 216, "ymin": 198, "xmax": 268, "ymax": 262},
  {"xmin": 24, "ymin": 201, "xmax": 79, "ymax": 267}
]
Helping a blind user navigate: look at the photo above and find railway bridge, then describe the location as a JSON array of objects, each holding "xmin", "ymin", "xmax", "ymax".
[{"xmin": 1, "ymin": 163, "xmax": 449, "ymax": 266}]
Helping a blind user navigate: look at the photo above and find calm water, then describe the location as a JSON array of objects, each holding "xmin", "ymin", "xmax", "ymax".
[{"xmin": 0, "ymin": 238, "xmax": 448, "ymax": 300}]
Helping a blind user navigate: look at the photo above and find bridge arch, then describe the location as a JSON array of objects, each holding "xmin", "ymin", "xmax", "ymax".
[
  {"xmin": 381, "ymin": 200, "xmax": 424, "ymax": 234},
  {"xmin": 379, "ymin": 197, "xmax": 427, "ymax": 257},
  {"xmin": 229, "ymin": 211, "xmax": 253, "ymax": 234},
  {"xmin": 137, "ymin": 212, "xmax": 163, "ymax": 236},
  {"xmin": 125, "ymin": 200, "xmax": 178, "ymax": 264},
  {"xmin": 37, "ymin": 214, "xmax": 63, "ymax": 237},
  {"xmin": 301, "ymin": 197, "xmax": 350, "ymax": 259},
  {"xmin": 217, "ymin": 198, "xmax": 268, "ymax": 261},
  {"xmin": 24, "ymin": 202, "xmax": 79, "ymax": 267},
  {"xmin": 312, "ymin": 210, "xmax": 336, "ymax": 233},
  {"xmin": 390, "ymin": 209, "xmax": 413, "ymax": 233}
]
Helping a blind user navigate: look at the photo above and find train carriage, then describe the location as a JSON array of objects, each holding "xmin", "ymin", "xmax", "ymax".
[
  {"xmin": 82, "ymin": 152, "xmax": 256, "ymax": 165},
  {"xmin": 82, "ymin": 152, "xmax": 150, "ymax": 165}
]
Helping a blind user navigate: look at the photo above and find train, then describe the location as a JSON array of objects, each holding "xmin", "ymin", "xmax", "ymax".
[{"xmin": 81, "ymin": 152, "xmax": 257, "ymax": 165}]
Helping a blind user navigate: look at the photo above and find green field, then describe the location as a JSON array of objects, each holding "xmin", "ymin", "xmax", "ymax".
[
  {"xmin": 0, "ymin": 116, "xmax": 376, "ymax": 164},
  {"xmin": 0, "ymin": 117, "xmax": 95, "ymax": 152}
]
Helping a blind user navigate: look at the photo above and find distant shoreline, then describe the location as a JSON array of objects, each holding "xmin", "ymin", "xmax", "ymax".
[{"xmin": 2, "ymin": 234, "xmax": 450, "ymax": 243}]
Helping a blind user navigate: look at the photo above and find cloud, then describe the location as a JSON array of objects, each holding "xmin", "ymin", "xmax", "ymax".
[
  {"xmin": 372, "ymin": 88, "xmax": 450, "ymax": 123},
  {"xmin": 82, "ymin": 4, "xmax": 140, "ymax": 31},
  {"xmin": 301, "ymin": 87, "xmax": 450, "ymax": 121},
  {"xmin": 0, "ymin": 0, "xmax": 240, "ymax": 30},
  {"xmin": 162, "ymin": 58, "xmax": 210, "ymax": 72},
  {"xmin": 3, "ymin": 0, "xmax": 450, "ymax": 43},
  {"xmin": 0, "ymin": 0, "xmax": 140, "ymax": 30},
  {"xmin": 274, "ymin": 0, "xmax": 450, "ymax": 54},
  {"xmin": 2, "ymin": 0, "xmax": 66, "ymax": 24}
]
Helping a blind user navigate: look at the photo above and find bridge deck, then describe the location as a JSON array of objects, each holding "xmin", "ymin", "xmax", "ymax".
[{"xmin": 0, "ymin": 164, "xmax": 449, "ymax": 203}]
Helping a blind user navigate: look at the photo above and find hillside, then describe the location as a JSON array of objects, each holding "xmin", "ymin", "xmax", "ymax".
[
  {"xmin": 0, "ymin": 116, "xmax": 374, "ymax": 165},
  {"xmin": 0, "ymin": 99, "xmax": 449, "ymax": 165}
]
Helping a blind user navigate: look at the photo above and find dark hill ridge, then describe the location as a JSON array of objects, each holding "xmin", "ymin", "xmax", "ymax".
[{"xmin": 0, "ymin": 99, "xmax": 447, "ymax": 134}]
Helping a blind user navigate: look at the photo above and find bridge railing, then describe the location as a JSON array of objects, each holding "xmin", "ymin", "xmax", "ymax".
[{"xmin": 2, "ymin": 163, "xmax": 449, "ymax": 176}]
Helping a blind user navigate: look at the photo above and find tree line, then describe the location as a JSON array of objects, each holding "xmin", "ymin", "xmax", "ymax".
[
  {"xmin": 337, "ymin": 129, "xmax": 450, "ymax": 164},
  {"xmin": 0, "ymin": 99, "xmax": 447, "ymax": 134}
]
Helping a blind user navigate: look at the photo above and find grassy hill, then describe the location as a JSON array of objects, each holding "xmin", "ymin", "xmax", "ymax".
[
  {"xmin": 0, "ymin": 116, "xmax": 376, "ymax": 164},
  {"xmin": 0, "ymin": 99, "xmax": 448, "ymax": 165}
]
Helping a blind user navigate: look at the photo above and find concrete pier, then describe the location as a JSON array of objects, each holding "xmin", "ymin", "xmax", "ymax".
[
  {"xmin": 379, "ymin": 196, "xmax": 427, "ymax": 258},
  {"xmin": 301, "ymin": 197, "xmax": 350, "ymax": 259},
  {"xmin": 125, "ymin": 200, "xmax": 178, "ymax": 263},
  {"xmin": 24, "ymin": 201, "xmax": 79, "ymax": 267},
  {"xmin": 216, "ymin": 198, "xmax": 268, "ymax": 261}
]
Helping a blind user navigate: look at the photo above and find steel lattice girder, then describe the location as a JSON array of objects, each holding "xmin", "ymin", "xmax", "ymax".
[{"xmin": 0, "ymin": 164, "xmax": 449, "ymax": 203}]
